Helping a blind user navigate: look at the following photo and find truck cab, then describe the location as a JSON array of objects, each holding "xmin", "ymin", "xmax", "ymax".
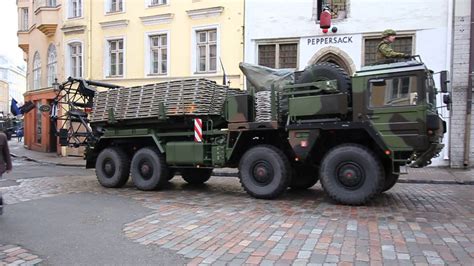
[{"xmin": 352, "ymin": 59, "xmax": 446, "ymax": 167}]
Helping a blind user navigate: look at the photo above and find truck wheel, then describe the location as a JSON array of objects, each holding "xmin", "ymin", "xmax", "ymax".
[
  {"xmin": 382, "ymin": 164, "xmax": 400, "ymax": 192},
  {"xmin": 289, "ymin": 165, "xmax": 319, "ymax": 190},
  {"xmin": 131, "ymin": 147, "xmax": 168, "ymax": 191},
  {"xmin": 239, "ymin": 145, "xmax": 291, "ymax": 199},
  {"xmin": 95, "ymin": 147, "xmax": 130, "ymax": 188},
  {"xmin": 320, "ymin": 144, "xmax": 384, "ymax": 205},
  {"xmin": 296, "ymin": 62, "xmax": 352, "ymax": 104},
  {"xmin": 180, "ymin": 169, "xmax": 213, "ymax": 184}
]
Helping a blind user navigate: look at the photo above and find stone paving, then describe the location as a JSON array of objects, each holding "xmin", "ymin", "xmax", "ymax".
[
  {"xmin": 1, "ymin": 175, "xmax": 474, "ymax": 265},
  {"xmin": 0, "ymin": 245, "xmax": 42, "ymax": 266}
]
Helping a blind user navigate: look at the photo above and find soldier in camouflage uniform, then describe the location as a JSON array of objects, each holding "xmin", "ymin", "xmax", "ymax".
[{"xmin": 376, "ymin": 29, "xmax": 410, "ymax": 62}]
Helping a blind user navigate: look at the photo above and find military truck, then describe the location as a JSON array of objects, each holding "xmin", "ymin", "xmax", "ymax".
[{"xmin": 55, "ymin": 57, "xmax": 448, "ymax": 205}]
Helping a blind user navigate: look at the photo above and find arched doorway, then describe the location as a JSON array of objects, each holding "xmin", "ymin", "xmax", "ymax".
[{"xmin": 308, "ymin": 47, "xmax": 356, "ymax": 75}]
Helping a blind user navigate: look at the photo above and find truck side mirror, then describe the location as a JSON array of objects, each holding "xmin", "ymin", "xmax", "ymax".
[
  {"xmin": 370, "ymin": 79, "xmax": 386, "ymax": 86},
  {"xmin": 440, "ymin": 71, "xmax": 449, "ymax": 93}
]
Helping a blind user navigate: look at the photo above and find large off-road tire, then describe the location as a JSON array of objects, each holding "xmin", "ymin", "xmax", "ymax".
[
  {"xmin": 95, "ymin": 147, "xmax": 130, "ymax": 188},
  {"xmin": 289, "ymin": 164, "xmax": 319, "ymax": 190},
  {"xmin": 320, "ymin": 144, "xmax": 384, "ymax": 205},
  {"xmin": 131, "ymin": 147, "xmax": 169, "ymax": 191},
  {"xmin": 382, "ymin": 164, "xmax": 400, "ymax": 192},
  {"xmin": 296, "ymin": 62, "xmax": 352, "ymax": 102},
  {"xmin": 239, "ymin": 145, "xmax": 291, "ymax": 199},
  {"xmin": 180, "ymin": 168, "xmax": 213, "ymax": 185}
]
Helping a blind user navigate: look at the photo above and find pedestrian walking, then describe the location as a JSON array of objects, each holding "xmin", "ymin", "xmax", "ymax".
[
  {"xmin": 0, "ymin": 132, "xmax": 12, "ymax": 215},
  {"xmin": 376, "ymin": 29, "xmax": 410, "ymax": 62},
  {"xmin": 16, "ymin": 127, "xmax": 23, "ymax": 142}
]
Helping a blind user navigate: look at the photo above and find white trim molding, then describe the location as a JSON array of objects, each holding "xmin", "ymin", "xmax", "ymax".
[
  {"xmin": 99, "ymin": 19, "xmax": 129, "ymax": 30},
  {"xmin": 61, "ymin": 24, "xmax": 86, "ymax": 35},
  {"xmin": 186, "ymin": 6, "xmax": 224, "ymax": 20},
  {"xmin": 139, "ymin": 13, "xmax": 174, "ymax": 26}
]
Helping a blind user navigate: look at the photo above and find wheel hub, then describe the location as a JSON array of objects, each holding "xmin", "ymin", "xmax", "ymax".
[
  {"xmin": 337, "ymin": 163, "xmax": 364, "ymax": 189},
  {"xmin": 252, "ymin": 161, "xmax": 273, "ymax": 185},
  {"xmin": 140, "ymin": 160, "xmax": 153, "ymax": 180},
  {"xmin": 103, "ymin": 159, "xmax": 115, "ymax": 177}
]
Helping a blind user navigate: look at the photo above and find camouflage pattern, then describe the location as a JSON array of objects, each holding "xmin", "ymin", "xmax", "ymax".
[
  {"xmin": 225, "ymin": 94, "xmax": 254, "ymax": 123},
  {"xmin": 382, "ymin": 29, "xmax": 397, "ymax": 38},
  {"xmin": 85, "ymin": 58, "xmax": 445, "ymax": 173},
  {"xmin": 352, "ymin": 60, "xmax": 445, "ymax": 166},
  {"xmin": 376, "ymin": 40, "xmax": 407, "ymax": 61}
]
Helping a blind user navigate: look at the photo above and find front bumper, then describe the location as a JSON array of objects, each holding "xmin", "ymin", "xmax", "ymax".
[{"xmin": 410, "ymin": 142, "xmax": 444, "ymax": 168}]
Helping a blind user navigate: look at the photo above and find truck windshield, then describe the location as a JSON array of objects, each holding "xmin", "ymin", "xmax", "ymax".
[{"xmin": 425, "ymin": 73, "xmax": 437, "ymax": 111}]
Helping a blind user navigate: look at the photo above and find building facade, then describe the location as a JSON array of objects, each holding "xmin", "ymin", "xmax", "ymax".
[
  {"xmin": 450, "ymin": 0, "xmax": 473, "ymax": 168},
  {"xmin": 0, "ymin": 55, "xmax": 27, "ymax": 116},
  {"xmin": 18, "ymin": 0, "xmax": 244, "ymax": 154},
  {"xmin": 244, "ymin": 0, "xmax": 454, "ymax": 166},
  {"xmin": 17, "ymin": 0, "xmax": 63, "ymax": 153}
]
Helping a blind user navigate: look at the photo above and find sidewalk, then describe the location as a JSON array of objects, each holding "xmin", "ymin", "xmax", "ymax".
[{"xmin": 7, "ymin": 140, "xmax": 474, "ymax": 184}]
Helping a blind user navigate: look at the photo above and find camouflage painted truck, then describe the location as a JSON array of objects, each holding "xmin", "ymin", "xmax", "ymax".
[{"xmin": 55, "ymin": 57, "xmax": 449, "ymax": 205}]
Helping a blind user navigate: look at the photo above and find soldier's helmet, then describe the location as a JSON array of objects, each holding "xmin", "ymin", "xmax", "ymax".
[{"xmin": 382, "ymin": 29, "xmax": 397, "ymax": 38}]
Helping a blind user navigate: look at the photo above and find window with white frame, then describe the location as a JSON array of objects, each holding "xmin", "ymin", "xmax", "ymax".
[
  {"xmin": 196, "ymin": 29, "xmax": 217, "ymax": 73},
  {"xmin": 69, "ymin": 42, "xmax": 83, "ymax": 77},
  {"xmin": 19, "ymin": 8, "xmax": 28, "ymax": 31},
  {"xmin": 47, "ymin": 44, "xmax": 57, "ymax": 86},
  {"xmin": 47, "ymin": 0, "xmax": 57, "ymax": 7},
  {"xmin": 108, "ymin": 0, "xmax": 123, "ymax": 13},
  {"xmin": 33, "ymin": 52, "xmax": 41, "ymax": 90},
  {"xmin": 149, "ymin": 34, "xmax": 167, "ymax": 75},
  {"xmin": 258, "ymin": 42, "xmax": 298, "ymax": 69},
  {"xmin": 149, "ymin": 0, "xmax": 167, "ymax": 7},
  {"xmin": 108, "ymin": 39, "xmax": 124, "ymax": 77},
  {"xmin": 69, "ymin": 0, "xmax": 82, "ymax": 18}
]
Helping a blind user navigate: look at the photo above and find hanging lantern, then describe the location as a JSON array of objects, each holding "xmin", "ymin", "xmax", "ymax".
[{"xmin": 320, "ymin": 9, "xmax": 332, "ymax": 29}]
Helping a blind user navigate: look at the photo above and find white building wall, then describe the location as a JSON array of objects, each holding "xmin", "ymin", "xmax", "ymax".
[
  {"xmin": 245, "ymin": 0, "xmax": 452, "ymax": 166},
  {"xmin": 0, "ymin": 55, "xmax": 27, "ymax": 115}
]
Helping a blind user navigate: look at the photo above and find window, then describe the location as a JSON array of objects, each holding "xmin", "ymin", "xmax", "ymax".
[
  {"xmin": 108, "ymin": 0, "xmax": 123, "ymax": 13},
  {"xmin": 314, "ymin": 0, "xmax": 347, "ymax": 20},
  {"xmin": 69, "ymin": 0, "xmax": 82, "ymax": 18},
  {"xmin": 36, "ymin": 101, "xmax": 42, "ymax": 144},
  {"xmin": 20, "ymin": 8, "xmax": 28, "ymax": 31},
  {"xmin": 258, "ymin": 43, "xmax": 298, "ymax": 69},
  {"xmin": 149, "ymin": 0, "xmax": 167, "ymax": 6},
  {"xmin": 364, "ymin": 36, "xmax": 413, "ymax": 66},
  {"xmin": 69, "ymin": 42, "xmax": 83, "ymax": 77},
  {"xmin": 108, "ymin": 39, "xmax": 124, "ymax": 77},
  {"xmin": 196, "ymin": 29, "xmax": 217, "ymax": 73},
  {"xmin": 33, "ymin": 52, "xmax": 41, "ymax": 90},
  {"xmin": 370, "ymin": 76, "xmax": 418, "ymax": 107},
  {"xmin": 47, "ymin": 0, "xmax": 57, "ymax": 7},
  {"xmin": 47, "ymin": 44, "xmax": 57, "ymax": 86},
  {"xmin": 149, "ymin": 34, "xmax": 167, "ymax": 75}
]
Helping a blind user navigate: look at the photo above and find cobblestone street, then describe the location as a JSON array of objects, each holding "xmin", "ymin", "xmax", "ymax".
[{"xmin": 1, "ymin": 173, "xmax": 473, "ymax": 265}]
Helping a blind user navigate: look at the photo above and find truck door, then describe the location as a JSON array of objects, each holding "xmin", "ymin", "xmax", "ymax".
[{"xmin": 365, "ymin": 73, "xmax": 426, "ymax": 150}]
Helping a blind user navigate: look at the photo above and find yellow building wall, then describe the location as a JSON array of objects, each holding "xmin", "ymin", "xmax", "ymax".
[{"xmin": 89, "ymin": 0, "xmax": 244, "ymax": 88}]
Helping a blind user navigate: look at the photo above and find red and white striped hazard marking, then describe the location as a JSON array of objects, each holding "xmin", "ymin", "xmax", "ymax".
[{"xmin": 194, "ymin": 118, "xmax": 203, "ymax": 142}]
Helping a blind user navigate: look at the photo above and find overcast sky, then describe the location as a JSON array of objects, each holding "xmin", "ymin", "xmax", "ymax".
[{"xmin": 0, "ymin": 0, "xmax": 26, "ymax": 67}]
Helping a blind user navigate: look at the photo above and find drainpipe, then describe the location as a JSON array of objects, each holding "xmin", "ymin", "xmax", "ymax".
[
  {"xmin": 88, "ymin": 0, "xmax": 92, "ymax": 79},
  {"xmin": 464, "ymin": 2, "xmax": 474, "ymax": 167}
]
